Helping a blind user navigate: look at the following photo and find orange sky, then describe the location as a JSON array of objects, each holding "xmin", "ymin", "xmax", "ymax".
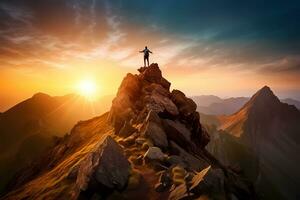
[{"xmin": 0, "ymin": 1, "xmax": 299, "ymax": 111}]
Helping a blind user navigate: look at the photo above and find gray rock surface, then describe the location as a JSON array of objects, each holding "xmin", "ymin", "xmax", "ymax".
[
  {"xmin": 76, "ymin": 136, "xmax": 131, "ymax": 191},
  {"xmin": 144, "ymin": 147, "xmax": 166, "ymax": 161},
  {"xmin": 143, "ymin": 121, "xmax": 168, "ymax": 148}
]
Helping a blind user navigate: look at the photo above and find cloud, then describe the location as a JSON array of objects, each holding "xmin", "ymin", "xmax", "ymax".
[{"xmin": 0, "ymin": 0, "xmax": 299, "ymax": 77}]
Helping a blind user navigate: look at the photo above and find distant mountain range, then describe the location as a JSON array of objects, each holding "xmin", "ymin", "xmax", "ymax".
[
  {"xmin": 0, "ymin": 93, "xmax": 112, "ymax": 193},
  {"xmin": 204, "ymin": 86, "xmax": 300, "ymax": 199},
  {"xmin": 192, "ymin": 95, "xmax": 300, "ymax": 115}
]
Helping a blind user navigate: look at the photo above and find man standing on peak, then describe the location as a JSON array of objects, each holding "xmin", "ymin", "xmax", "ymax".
[{"xmin": 139, "ymin": 46, "xmax": 153, "ymax": 67}]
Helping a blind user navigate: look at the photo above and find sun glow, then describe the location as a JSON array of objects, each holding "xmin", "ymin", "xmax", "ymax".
[{"xmin": 77, "ymin": 79, "xmax": 98, "ymax": 100}]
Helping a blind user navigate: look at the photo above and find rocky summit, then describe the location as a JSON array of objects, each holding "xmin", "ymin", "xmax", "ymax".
[{"xmin": 1, "ymin": 64, "xmax": 257, "ymax": 200}]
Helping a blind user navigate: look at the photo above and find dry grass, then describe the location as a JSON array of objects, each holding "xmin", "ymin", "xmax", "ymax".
[{"xmin": 3, "ymin": 113, "xmax": 114, "ymax": 200}]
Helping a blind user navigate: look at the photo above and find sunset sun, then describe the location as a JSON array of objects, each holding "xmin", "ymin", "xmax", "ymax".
[{"xmin": 77, "ymin": 79, "xmax": 98, "ymax": 100}]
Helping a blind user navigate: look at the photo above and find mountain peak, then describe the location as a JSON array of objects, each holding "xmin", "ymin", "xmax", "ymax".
[
  {"xmin": 256, "ymin": 85, "xmax": 273, "ymax": 96},
  {"xmin": 32, "ymin": 92, "xmax": 50, "ymax": 99},
  {"xmin": 245, "ymin": 85, "xmax": 280, "ymax": 109}
]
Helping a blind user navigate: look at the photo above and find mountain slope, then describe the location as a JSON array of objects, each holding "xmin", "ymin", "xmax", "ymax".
[
  {"xmin": 207, "ymin": 86, "xmax": 300, "ymax": 199},
  {"xmin": 281, "ymin": 98, "xmax": 300, "ymax": 110},
  {"xmin": 1, "ymin": 64, "xmax": 257, "ymax": 200},
  {"xmin": 0, "ymin": 93, "xmax": 111, "ymax": 193}
]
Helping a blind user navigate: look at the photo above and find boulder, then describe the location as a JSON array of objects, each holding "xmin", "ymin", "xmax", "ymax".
[
  {"xmin": 170, "ymin": 90, "xmax": 197, "ymax": 116},
  {"xmin": 143, "ymin": 121, "xmax": 168, "ymax": 148},
  {"xmin": 76, "ymin": 136, "xmax": 131, "ymax": 191},
  {"xmin": 144, "ymin": 93, "xmax": 179, "ymax": 116},
  {"xmin": 139, "ymin": 63, "xmax": 162, "ymax": 83},
  {"xmin": 144, "ymin": 147, "xmax": 166, "ymax": 161},
  {"xmin": 143, "ymin": 83, "xmax": 170, "ymax": 97},
  {"xmin": 166, "ymin": 155, "xmax": 187, "ymax": 168},
  {"xmin": 145, "ymin": 110, "xmax": 162, "ymax": 125}
]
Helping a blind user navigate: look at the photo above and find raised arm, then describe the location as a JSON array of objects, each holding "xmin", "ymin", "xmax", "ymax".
[
  {"xmin": 149, "ymin": 50, "xmax": 153, "ymax": 53},
  {"xmin": 139, "ymin": 50, "xmax": 144, "ymax": 53}
]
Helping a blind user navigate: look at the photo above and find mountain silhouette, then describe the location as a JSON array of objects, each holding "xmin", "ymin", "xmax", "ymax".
[
  {"xmin": 1, "ymin": 64, "xmax": 257, "ymax": 200},
  {"xmin": 207, "ymin": 86, "xmax": 300, "ymax": 199}
]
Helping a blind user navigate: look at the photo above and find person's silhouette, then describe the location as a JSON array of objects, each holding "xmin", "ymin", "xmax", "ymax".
[{"xmin": 139, "ymin": 46, "xmax": 153, "ymax": 67}]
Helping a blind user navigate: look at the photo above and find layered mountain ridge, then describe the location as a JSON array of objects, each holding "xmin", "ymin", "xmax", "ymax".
[
  {"xmin": 192, "ymin": 91, "xmax": 300, "ymax": 116},
  {"xmin": 207, "ymin": 86, "xmax": 300, "ymax": 199},
  {"xmin": 1, "ymin": 64, "xmax": 257, "ymax": 200}
]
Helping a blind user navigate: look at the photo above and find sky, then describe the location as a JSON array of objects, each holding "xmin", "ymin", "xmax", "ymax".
[{"xmin": 0, "ymin": 0, "xmax": 299, "ymax": 111}]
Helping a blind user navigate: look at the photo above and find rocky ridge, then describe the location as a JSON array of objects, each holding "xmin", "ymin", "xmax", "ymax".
[{"xmin": 1, "ymin": 63, "xmax": 257, "ymax": 200}]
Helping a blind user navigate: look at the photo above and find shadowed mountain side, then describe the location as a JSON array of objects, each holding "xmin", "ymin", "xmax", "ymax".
[
  {"xmin": 2, "ymin": 64, "xmax": 257, "ymax": 200},
  {"xmin": 206, "ymin": 86, "xmax": 300, "ymax": 200},
  {"xmin": 281, "ymin": 98, "xmax": 300, "ymax": 110}
]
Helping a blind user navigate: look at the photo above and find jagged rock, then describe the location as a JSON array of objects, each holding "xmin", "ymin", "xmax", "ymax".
[
  {"xmin": 190, "ymin": 166, "xmax": 225, "ymax": 196},
  {"xmin": 171, "ymin": 90, "xmax": 197, "ymax": 116},
  {"xmin": 118, "ymin": 120, "xmax": 137, "ymax": 138},
  {"xmin": 76, "ymin": 136, "xmax": 131, "ymax": 192},
  {"xmin": 166, "ymin": 155, "xmax": 187, "ymax": 168},
  {"xmin": 168, "ymin": 166, "xmax": 210, "ymax": 200},
  {"xmin": 139, "ymin": 63, "xmax": 163, "ymax": 83},
  {"xmin": 143, "ymin": 121, "xmax": 168, "ymax": 148},
  {"xmin": 144, "ymin": 147, "xmax": 166, "ymax": 161},
  {"xmin": 162, "ymin": 119, "xmax": 192, "ymax": 145},
  {"xmin": 145, "ymin": 109, "xmax": 161, "ymax": 124},
  {"xmin": 109, "ymin": 73, "xmax": 141, "ymax": 132},
  {"xmin": 143, "ymin": 83, "xmax": 170, "ymax": 97},
  {"xmin": 170, "ymin": 142, "xmax": 209, "ymax": 171},
  {"xmin": 160, "ymin": 77, "xmax": 171, "ymax": 90},
  {"xmin": 144, "ymin": 93, "xmax": 179, "ymax": 116}
]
